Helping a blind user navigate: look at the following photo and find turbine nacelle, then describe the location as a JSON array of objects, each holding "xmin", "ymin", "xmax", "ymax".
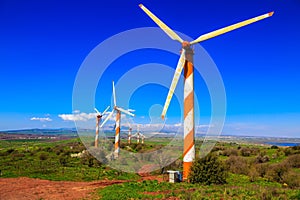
[
  {"xmin": 182, "ymin": 41, "xmax": 191, "ymax": 49},
  {"xmin": 94, "ymin": 106, "xmax": 110, "ymax": 119}
]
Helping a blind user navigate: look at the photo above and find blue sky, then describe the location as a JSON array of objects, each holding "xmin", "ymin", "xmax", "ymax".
[{"xmin": 0, "ymin": 0, "xmax": 299, "ymax": 137}]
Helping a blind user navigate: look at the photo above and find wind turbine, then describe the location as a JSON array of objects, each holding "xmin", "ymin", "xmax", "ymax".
[
  {"xmin": 139, "ymin": 3, "xmax": 274, "ymax": 180},
  {"xmin": 140, "ymin": 133, "xmax": 146, "ymax": 144},
  {"xmin": 127, "ymin": 122, "xmax": 132, "ymax": 144},
  {"xmin": 100, "ymin": 81, "xmax": 135, "ymax": 158},
  {"xmin": 128, "ymin": 127, "xmax": 132, "ymax": 144},
  {"xmin": 131, "ymin": 124, "xmax": 140, "ymax": 144},
  {"xmin": 94, "ymin": 106, "xmax": 110, "ymax": 148},
  {"xmin": 137, "ymin": 125, "xmax": 146, "ymax": 144}
]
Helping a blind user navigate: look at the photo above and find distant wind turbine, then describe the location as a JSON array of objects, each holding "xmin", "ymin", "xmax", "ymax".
[
  {"xmin": 94, "ymin": 106, "xmax": 109, "ymax": 148},
  {"xmin": 100, "ymin": 81, "xmax": 135, "ymax": 158}
]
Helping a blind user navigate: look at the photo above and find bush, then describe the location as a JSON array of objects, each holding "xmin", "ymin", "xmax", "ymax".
[
  {"xmin": 255, "ymin": 163, "xmax": 269, "ymax": 177},
  {"xmin": 240, "ymin": 147, "xmax": 260, "ymax": 157},
  {"xmin": 222, "ymin": 148, "xmax": 238, "ymax": 157},
  {"xmin": 6, "ymin": 148, "xmax": 15, "ymax": 154},
  {"xmin": 271, "ymin": 145, "xmax": 279, "ymax": 149},
  {"xmin": 284, "ymin": 154, "xmax": 300, "ymax": 168},
  {"xmin": 211, "ymin": 146, "xmax": 225, "ymax": 152},
  {"xmin": 240, "ymin": 147, "xmax": 251, "ymax": 157},
  {"xmin": 59, "ymin": 155, "xmax": 68, "ymax": 167},
  {"xmin": 189, "ymin": 153, "xmax": 227, "ymax": 185},
  {"xmin": 39, "ymin": 152, "xmax": 49, "ymax": 161},
  {"xmin": 248, "ymin": 165, "xmax": 259, "ymax": 182},
  {"xmin": 255, "ymin": 155, "xmax": 270, "ymax": 164},
  {"xmin": 225, "ymin": 156, "xmax": 249, "ymax": 175},
  {"xmin": 282, "ymin": 171, "xmax": 300, "ymax": 188},
  {"xmin": 284, "ymin": 148, "xmax": 293, "ymax": 156},
  {"xmin": 266, "ymin": 163, "xmax": 289, "ymax": 183},
  {"xmin": 292, "ymin": 145, "xmax": 300, "ymax": 151}
]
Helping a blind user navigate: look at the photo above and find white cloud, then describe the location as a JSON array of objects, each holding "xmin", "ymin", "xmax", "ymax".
[
  {"xmin": 30, "ymin": 117, "xmax": 52, "ymax": 122},
  {"xmin": 173, "ymin": 123, "xmax": 182, "ymax": 127},
  {"xmin": 196, "ymin": 124, "xmax": 213, "ymax": 128},
  {"xmin": 58, "ymin": 112, "xmax": 96, "ymax": 121}
]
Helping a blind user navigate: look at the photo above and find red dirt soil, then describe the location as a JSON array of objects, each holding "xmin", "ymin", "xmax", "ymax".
[
  {"xmin": 0, "ymin": 177, "xmax": 127, "ymax": 200},
  {"xmin": 138, "ymin": 164, "xmax": 164, "ymax": 182},
  {"xmin": 0, "ymin": 175, "xmax": 164, "ymax": 200},
  {"xmin": 0, "ymin": 164, "xmax": 165, "ymax": 200}
]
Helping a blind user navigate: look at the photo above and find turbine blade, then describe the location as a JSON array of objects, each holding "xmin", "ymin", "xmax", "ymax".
[
  {"xmin": 161, "ymin": 50, "xmax": 186, "ymax": 119},
  {"xmin": 100, "ymin": 110, "xmax": 114, "ymax": 128},
  {"xmin": 102, "ymin": 106, "xmax": 110, "ymax": 115},
  {"xmin": 112, "ymin": 81, "xmax": 117, "ymax": 107},
  {"xmin": 190, "ymin": 11, "xmax": 274, "ymax": 45},
  {"xmin": 94, "ymin": 108, "xmax": 101, "ymax": 115},
  {"xmin": 116, "ymin": 106, "xmax": 135, "ymax": 117},
  {"xmin": 128, "ymin": 108, "xmax": 135, "ymax": 112},
  {"xmin": 139, "ymin": 4, "xmax": 183, "ymax": 43}
]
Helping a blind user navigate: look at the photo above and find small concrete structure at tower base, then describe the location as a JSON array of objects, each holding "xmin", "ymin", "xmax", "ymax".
[{"xmin": 167, "ymin": 170, "xmax": 182, "ymax": 183}]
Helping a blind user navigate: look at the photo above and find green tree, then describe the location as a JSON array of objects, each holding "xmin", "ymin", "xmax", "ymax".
[{"xmin": 188, "ymin": 153, "xmax": 227, "ymax": 185}]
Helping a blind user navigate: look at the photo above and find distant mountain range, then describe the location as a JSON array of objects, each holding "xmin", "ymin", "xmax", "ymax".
[
  {"xmin": 1, "ymin": 128, "xmax": 78, "ymax": 135},
  {"xmin": 1, "ymin": 128, "xmax": 300, "ymax": 147}
]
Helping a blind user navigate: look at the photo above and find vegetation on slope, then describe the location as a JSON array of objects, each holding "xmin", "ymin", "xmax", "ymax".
[{"xmin": 0, "ymin": 138, "xmax": 300, "ymax": 199}]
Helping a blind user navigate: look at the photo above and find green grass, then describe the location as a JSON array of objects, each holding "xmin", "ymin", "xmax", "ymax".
[
  {"xmin": 0, "ymin": 138, "xmax": 139, "ymax": 181},
  {"xmin": 98, "ymin": 178, "xmax": 300, "ymax": 200}
]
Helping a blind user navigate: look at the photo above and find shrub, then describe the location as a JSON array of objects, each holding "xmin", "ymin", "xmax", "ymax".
[
  {"xmin": 39, "ymin": 152, "xmax": 49, "ymax": 161},
  {"xmin": 284, "ymin": 154, "xmax": 300, "ymax": 168},
  {"xmin": 211, "ymin": 146, "xmax": 225, "ymax": 152},
  {"xmin": 59, "ymin": 155, "xmax": 67, "ymax": 167},
  {"xmin": 271, "ymin": 145, "xmax": 279, "ymax": 149},
  {"xmin": 255, "ymin": 155, "xmax": 270, "ymax": 163},
  {"xmin": 222, "ymin": 148, "xmax": 238, "ymax": 157},
  {"xmin": 255, "ymin": 163, "xmax": 269, "ymax": 177},
  {"xmin": 189, "ymin": 153, "xmax": 227, "ymax": 185},
  {"xmin": 282, "ymin": 170, "xmax": 300, "ymax": 188},
  {"xmin": 44, "ymin": 147, "xmax": 52, "ymax": 152},
  {"xmin": 6, "ymin": 148, "xmax": 15, "ymax": 154},
  {"xmin": 225, "ymin": 156, "xmax": 249, "ymax": 175},
  {"xmin": 240, "ymin": 147, "xmax": 260, "ymax": 157},
  {"xmin": 266, "ymin": 163, "xmax": 289, "ymax": 183},
  {"xmin": 292, "ymin": 145, "xmax": 300, "ymax": 151},
  {"xmin": 240, "ymin": 147, "xmax": 251, "ymax": 157},
  {"xmin": 248, "ymin": 165, "xmax": 259, "ymax": 182}
]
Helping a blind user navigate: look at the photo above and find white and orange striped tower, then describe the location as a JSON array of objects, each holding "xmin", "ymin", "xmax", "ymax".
[
  {"xmin": 95, "ymin": 115, "xmax": 101, "ymax": 147},
  {"xmin": 182, "ymin": 45, "xmax": 195, "ymax": 179},
  {"xmin": 137, "ymin": 132, "xmax": 140, "ymax": 144},
  {"xmin": 100, "ymin": 81, "xmax": 135, "ymax": 159},
  {"xmin": 128, "ymin": 127, "xmax": 132, "ymax": 144},
  {"xmin": 94, "ymin": 107, "xmax": 109, "ymax": 148},
  {"xmin": 139, "ymin": 3, "xmax": 273, "ymax": 180},
  {"xmin": 141, "ymin": 134, "xmax": 145, "ymax": 144},
  {"xmin": 114, "ymin": 110, "xmax": 121, "ymax": 158}
]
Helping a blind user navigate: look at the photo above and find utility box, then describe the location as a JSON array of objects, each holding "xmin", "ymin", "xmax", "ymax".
[{"xmin": 167, "ymin": 170, "xmax": 182, "ymax": 183}]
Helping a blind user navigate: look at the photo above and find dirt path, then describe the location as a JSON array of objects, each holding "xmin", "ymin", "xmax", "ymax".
[
  {"xmin": 138, "ymin": 164, "xmax": 164, "ymax": 182},
  {"xmin": 0, "ymin": 165, "xmax": 165, "ymax": 200},
  {"xmin": 0, "ymin": 177, "xmax": 127, "ymax": 200}
]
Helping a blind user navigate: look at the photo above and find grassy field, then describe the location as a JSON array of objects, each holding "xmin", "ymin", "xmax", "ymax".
[{"xmin": 0, "ymin": 137, "xmax": 300, "ymax": 199}]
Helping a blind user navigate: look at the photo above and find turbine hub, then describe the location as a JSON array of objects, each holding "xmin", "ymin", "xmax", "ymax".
[{"xmin": 182, "ymin": 41, "xmax": 191, "ymax": 49}]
